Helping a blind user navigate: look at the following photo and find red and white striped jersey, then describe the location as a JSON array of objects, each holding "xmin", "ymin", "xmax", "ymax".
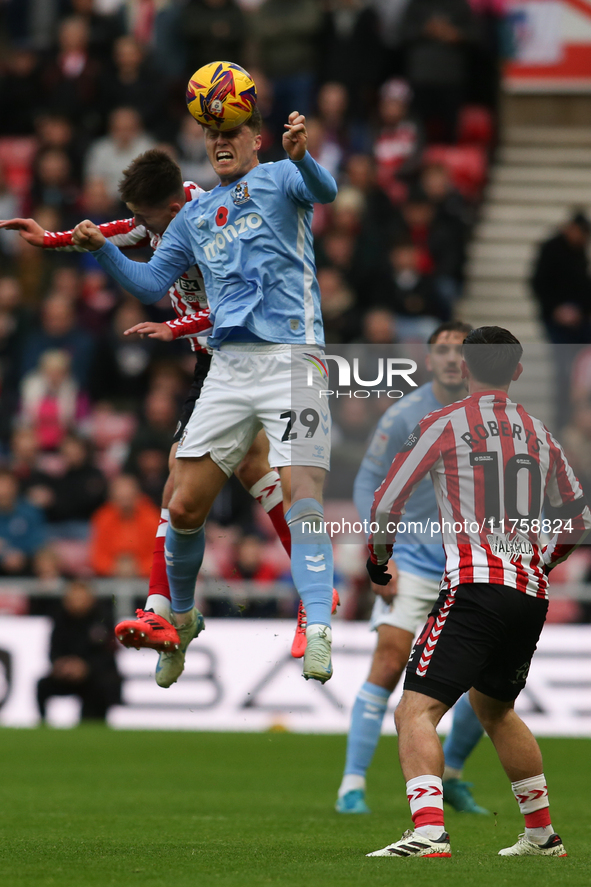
[
  {"xmin": 42, "ymin": 182, "xmax": 212, "ymax": 352},
  {"xmin": 369, "ymin": 391, "xmax": 591, "ymax": 599}
]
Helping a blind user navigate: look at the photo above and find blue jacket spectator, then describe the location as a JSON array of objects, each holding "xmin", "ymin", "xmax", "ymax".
[{"xmin": 0, "ymin": 469, "xmax": 46, "ymax": 575}]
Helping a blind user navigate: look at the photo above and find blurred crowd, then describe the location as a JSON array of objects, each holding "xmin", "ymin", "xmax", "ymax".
[{"xmin": 0, "ymin": 0, "xmax": 506, "ymax": 616}]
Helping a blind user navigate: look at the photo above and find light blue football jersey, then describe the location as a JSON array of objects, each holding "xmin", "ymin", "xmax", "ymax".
[
  {"xmin": 353, "ymin": 382, "xmax": 446, "ymax": 581},
  {"xmin": 93, "ymin": 153, "xmax": 337, "ymax": 348}
]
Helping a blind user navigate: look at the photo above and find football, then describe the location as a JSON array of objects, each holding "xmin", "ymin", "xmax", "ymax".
[{"xmin": 186, "ymin": 61, "xmax": 257, "ymax": 131}]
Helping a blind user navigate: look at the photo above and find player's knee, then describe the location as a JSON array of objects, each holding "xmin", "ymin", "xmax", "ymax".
[
  {"xmin": 169, "ymin": 497, "xmax": 205, "ymax": 530},
  {"xmin": 371, "ymin": 647, "xmax": 407, "ymax": 689}
]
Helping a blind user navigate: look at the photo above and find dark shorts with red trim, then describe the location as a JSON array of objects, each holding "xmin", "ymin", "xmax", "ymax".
[
  {"xmin": 404, "ymin": 582, "xmax": 548, "ymax": 708},
  {"xmin": 172, "ymin": 351, "xmax": 213, "ymax": 443}
]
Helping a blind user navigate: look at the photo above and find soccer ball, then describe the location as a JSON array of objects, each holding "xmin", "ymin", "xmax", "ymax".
[{"xmin": 186, "ymin": 62, "xmax": 257, "ymax": 131}]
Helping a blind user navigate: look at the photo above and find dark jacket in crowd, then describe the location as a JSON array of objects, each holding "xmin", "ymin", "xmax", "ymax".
[
  {"xmin": 531, "ymin": 232, "xmax": 591, "ymax": 323},
  {"xmin": 45, "ymin": 464, "xmax": 108, "ymax": 523}
]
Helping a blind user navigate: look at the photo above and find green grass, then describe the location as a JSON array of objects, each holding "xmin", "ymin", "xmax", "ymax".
[{"xmin": 0, "ymin": 728, "xmax": 588, "ymax": 886}]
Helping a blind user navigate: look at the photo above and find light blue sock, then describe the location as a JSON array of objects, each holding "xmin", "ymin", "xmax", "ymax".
[
  {"xmin": 443, "ymin": 692, "xmax": 485, "ymax": 772},
  {"xmin": 164, "ymin": 523, "xmax": 205, "ymax": 614},
  {"xmin": 344, "ymin": 682, "xmax": 390, "ymax": 777},
  {"xmin": 286, "ymin": 497, "xmax": 333, "ymax": 626}
]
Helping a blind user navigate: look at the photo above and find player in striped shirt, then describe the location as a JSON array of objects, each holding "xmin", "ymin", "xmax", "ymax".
[
  {"xmin": 366, "ymin": 326, "xmax": 591, "ymax": 859},
  {"xmin": 0, "ymin": 148, "xmax": 317, "ymax": 686},
  {"xmin": 336, "ymin": 321, "xmax": 488, "ymax": 816}
]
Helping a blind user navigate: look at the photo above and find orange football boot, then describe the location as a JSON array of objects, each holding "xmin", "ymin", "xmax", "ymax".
[{"xmin": 115, "ymin": 609, "xmax": 180, "ymax": 652}]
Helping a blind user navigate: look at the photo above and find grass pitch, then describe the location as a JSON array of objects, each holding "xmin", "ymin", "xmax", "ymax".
[{"xmin": 0, "ymin": 728, "xmax": 588, "ymax": 887}]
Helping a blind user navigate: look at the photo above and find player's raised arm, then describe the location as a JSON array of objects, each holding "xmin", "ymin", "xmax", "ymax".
[
  {"xmin": 77, "ymin": 210, "xmax": 195, "ymax": 306},
  {"xmin": 282, "ymin": 112, "xmax": 337, "ymax": 205},
  {"xmin": 0, "ymin": 215, "xmax": 150, "ymax": 252}
]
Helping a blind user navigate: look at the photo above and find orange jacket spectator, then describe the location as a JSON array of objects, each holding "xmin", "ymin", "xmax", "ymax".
[{"xmin": 90, "ymin": 474, "xmax": 159, "ymax": 577}]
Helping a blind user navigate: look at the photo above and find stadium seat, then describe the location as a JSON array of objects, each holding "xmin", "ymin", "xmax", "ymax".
[
  {"xmin": 423, "ymin": 145, "xmax": 488, "ymax": 199},
  {"xmin": 458, "ymin": 105, "xmax": 494, "ymax": 148}
]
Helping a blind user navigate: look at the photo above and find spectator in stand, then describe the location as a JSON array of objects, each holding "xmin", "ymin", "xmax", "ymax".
[
  {"xmin": 369, "ymin": 238, "xmax": 444, "ymax": 339},
  {"xmin": 27, "ymin": 149, "xmax": 80, "ymax": 226},
  {"xmin": 42, "ymin": 16, "xmax": 103, "ymax": 137},
  {"xmin": 99, "ymin": 36, "xmax": 167, "ymax": 137},
  {"xmin": 124, "ymin": 389, "xmax": 177, "ymax": 504},
  {"xmin": 0, "ymin": 47, "xmax": 42, "ymax": 136},
  {"xmin": 77, "ymin": 269, "xmax": 118, "ymax": 334},
  {"xmin": 33, "ymin": 113, "xmax": 88, "ymax": 187},
  {"xmin": 319, "ymin": 266, "xmax": 359, "ymax": 344},
  {"xmin": 318, "ymin": 0, "xmax": 384, "ymax": 113},
  {"xmin": 78, "ymin": 177, "xmax": 121, "ymax": 225},
  {"xmin": 176, "ymin": 116, "xmax": 220, "ymax": 191},
  {"xmin": 210, "ymin": 531, "xmax": 284, "ymax": 617},
  {"xmin": 9, "ymin": 427, "xmax": 54, "ymax": 507},
  {"xmin": 0, "ymin": 468, "xmax": 46, "ymax": 576},
  {"xmin": 20, "ymin": 294, "xmax": 95, "ymax": 386},
  {"xmin": 392, "ymin": 186, "xmax": 465, "ymax": 312},
  {"xmin": 84, "ymin": 107, "xmax": 155, "ymax": 201},
  {"xmin": 305, "ymin": 117, "xmax": 343, "ymax": 181},
  {"xmin": 361, "ymin": 307, "xmax": 398, "ymax": 344},
  {"xmin": 20, "ymin": 349, "xmax": 90, "ymax": 452},
  {"xmin": 0, "ymin": 277, "xmax": 29, "ymax": 383},
  {"xmin": 89, "ymin": 300, "xmax": 154, "ymax": 404},
  {"xmin": 89, "ymin": 473, "xmax": 159, "ymax": 577},
  {"xmin": 248, "ymin": 0, "xmax": 322, "ymax": 126},
  {"xmin": 561, "ymin": 395, "xmax": 591, "ymax": 499},
  {"xmin": 420, "ymin": 161, "xmax": 472, "ymax": 228},
  {"xmin": 36, "ymin": 580, "xmax": 121, "ymax": 723},
  {"xmin": 70, "ymin": 0, "xmax": 125, "ymax": 62},
  {"xmin": 181, "ymin": 0, "xmax": 246, "ymax": 74},
  {"xmin": 315, "ymin": 81, "xmax": 368, "ymax": 162},
  {"xmin": 398, "ymin": 0, "xmax": 476, "ymax": 143},
  {"xmin": 373, "ymin": 79, "xmax": 422, "ymax": 205},
  {"xmin": 345, "ymin": 154, "xmax": 396, "ymax": 244},
  {"xmin": 531, "ymin": 212, "xmax": 591, "ymax": 345},
  {"xmin": 43, "ymin": 433, "xmax": 108, "ymax": 539}
]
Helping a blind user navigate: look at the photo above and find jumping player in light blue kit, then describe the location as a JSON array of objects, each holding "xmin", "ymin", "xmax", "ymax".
[
  {"xmin": 336, "ymin": 322, "xmax": 488, "ymax": 814},
  {"xmin": 72, "ymin": 102, "xmax": 338, "ymax": 684}
]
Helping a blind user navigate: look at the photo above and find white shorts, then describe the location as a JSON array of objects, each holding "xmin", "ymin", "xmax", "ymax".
[
  {"xmin": 176, "ymin": 344, "xmax": 331, "ymax": 477},
  {"xmin": 369, "ymin": 570, "xmax": 441, "ymax": 635}
]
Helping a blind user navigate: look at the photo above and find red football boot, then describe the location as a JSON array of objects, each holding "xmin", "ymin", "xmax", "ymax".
[
  {"xmin": 115, "ymin": 609, "xmax": 180, "ymax": 652},
  {"xmin": 291, "ymin": 589, "xmax": 340, "ymax": 659}
]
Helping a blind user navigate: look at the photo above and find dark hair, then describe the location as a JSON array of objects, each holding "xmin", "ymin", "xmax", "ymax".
[
  {"xmin": 245, "ymin": 104, "xmax": 262, "ymax": 134},
  {"xmin": 428, "ymin": 320, "xmax": 473, "ymax": 346},
  {"xmin": 462, "ymin": 326, "xmax": 523, "ymax": 386},
  {"xmin": 119, "ymin": 149, "xmax": 184, "ymax": 207}
]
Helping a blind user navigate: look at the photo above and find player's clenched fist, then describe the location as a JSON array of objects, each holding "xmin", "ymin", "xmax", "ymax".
[
  {"xmin": 73, "ymin": 219, "xmax": 106, "ymax": 251},
  {"xmin": 282, "ymin": 111, "xmax": 308, "ymax": 162}
]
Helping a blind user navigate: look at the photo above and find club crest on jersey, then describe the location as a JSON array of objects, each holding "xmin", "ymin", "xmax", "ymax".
[{"xmin": 231, "ymin": 181, "xmax": 251, "ymax": 205}]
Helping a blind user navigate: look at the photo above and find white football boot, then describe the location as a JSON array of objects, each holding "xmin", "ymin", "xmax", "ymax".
[
  {"xmin": 498, "ymin": 833, "xmax": 567, "ymax": 857},
  {"xmin": 367, "ymin": 829, "xmax": 451, "ymax": 858},
  {"xmin": 155, "ymin": 606, "xmax": 205, "ymax": 688},
  {"xmin": 302, "ymin": 624, "xmax": 332, "ymax": 683}
]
